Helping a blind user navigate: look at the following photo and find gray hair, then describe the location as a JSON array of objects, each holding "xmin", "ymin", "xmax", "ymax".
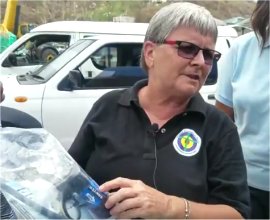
[{"xmin": 140, "ymin": 2, "xmax": 218, "ymax": 71}]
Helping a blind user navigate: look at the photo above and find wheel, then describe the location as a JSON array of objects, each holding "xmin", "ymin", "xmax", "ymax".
[{"xmin": 40, "ymin": 48, "xmax": 58, "ymax": 63}]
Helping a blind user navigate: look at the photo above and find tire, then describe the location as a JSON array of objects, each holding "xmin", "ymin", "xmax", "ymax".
[
  {"xmin": 40, "ymin": 48, "xmax": 58, "ymax": 63},
  {"xmin": 1, "ymin": 106, "xmax": 42, "ymax": 128}
]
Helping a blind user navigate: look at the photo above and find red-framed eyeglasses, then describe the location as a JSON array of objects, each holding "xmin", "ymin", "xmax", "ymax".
[{"xmin": 163, "ymin": 40, "xmax": 221, "ymax": 65}]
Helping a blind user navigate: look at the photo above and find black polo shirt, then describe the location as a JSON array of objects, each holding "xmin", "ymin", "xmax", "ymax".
[{"xmin": 69, "ymin": 80, "xmax": 250, "ymax": 218}]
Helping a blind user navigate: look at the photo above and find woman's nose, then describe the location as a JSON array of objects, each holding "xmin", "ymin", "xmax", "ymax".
[{"xmin": 191, "ymin": 50, "xmax": 206, "ymax": 66}]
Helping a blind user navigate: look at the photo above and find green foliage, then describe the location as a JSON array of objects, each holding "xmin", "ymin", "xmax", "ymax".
[
  {"xmin": 78, "ymin": 1, "xmax": 255, "ymax": 23},
  {"xmin": 86, "ymin": 1, "xmax": 146, "ymax": 21},
  {"xmin": 0, "ymin": 0, "xmax": 256, "ymax": 24}
]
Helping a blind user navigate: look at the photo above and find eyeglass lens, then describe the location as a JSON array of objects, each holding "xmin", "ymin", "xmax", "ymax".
[{"xmin": 177, "ymin": 42, "xmax": 218, "ymax": 65}]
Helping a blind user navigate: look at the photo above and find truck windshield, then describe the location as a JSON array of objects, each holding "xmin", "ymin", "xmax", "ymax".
[{"xmin": 29, "ymin": 39, "xmax": 95, "ymax": 82}]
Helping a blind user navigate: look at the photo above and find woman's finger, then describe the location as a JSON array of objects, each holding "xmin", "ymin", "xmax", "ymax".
[
  {"xmin": 100, "ymin": 177, "xmax": 137, "ymax": 192},
  {"xmin": 105, "ymin": 187, "xmax": 136, "ymax": 209},
  {"xmin": 109, "ymin": 196, "xmax": 141, "ymax": 217}
]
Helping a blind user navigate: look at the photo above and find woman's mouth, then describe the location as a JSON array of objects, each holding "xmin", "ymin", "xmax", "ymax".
[{"xmin": 186, "ymin": 74, "xmax": 199, "ymax": 80}]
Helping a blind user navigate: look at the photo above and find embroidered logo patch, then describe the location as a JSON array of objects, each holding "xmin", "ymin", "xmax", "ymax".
[{"xmin": 173, "ymin": 129, "xmax": 201, "ymax": 157}]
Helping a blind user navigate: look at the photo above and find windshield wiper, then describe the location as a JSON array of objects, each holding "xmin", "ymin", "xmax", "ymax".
[{"xmin": 17, "ymin": 71, "xmax": 44, "ymax": 81}]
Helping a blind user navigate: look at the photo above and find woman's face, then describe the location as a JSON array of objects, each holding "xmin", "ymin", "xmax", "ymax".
[{"xmin": 144, "ymin": 27, "xmax": 216, "ymax": 99}]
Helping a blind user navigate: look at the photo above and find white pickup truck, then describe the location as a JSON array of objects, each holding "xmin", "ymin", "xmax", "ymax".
[
  {"xmin": 0, "ymin": 21, "xmax": 149, "ymax": 77},
  {"xmin": 1, "ymin": 29, "xmax": 237, "ymax": 150}
]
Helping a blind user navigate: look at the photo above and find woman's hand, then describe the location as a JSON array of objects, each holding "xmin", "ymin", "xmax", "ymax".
[{"xmin": 99, "ymin": 177, "xmax": 173, "ymax": 219}]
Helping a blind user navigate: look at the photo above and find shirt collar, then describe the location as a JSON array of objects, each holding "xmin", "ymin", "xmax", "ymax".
[
  {"xmin": 118, "ymin": 79, "xmax": 207, "ymax": 117},
  {"xmin": 118, "ymin": 79, "xmax": 146, "ymax": 106}
]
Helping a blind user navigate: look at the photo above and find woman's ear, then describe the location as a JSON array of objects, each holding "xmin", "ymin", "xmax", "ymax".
[{"xmin": 143, "ymin": 41, "xmax": 155, "ymax": 69}]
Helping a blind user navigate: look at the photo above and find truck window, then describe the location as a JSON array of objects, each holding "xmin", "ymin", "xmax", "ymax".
[
  {"xmin": 4, "ymin": 34, "xmax": 71, "ymax": 67},
  {"xmin": 64, "ymin": 66, "xmax": 147, "ymax": 90},
  {"xmin": 205, "ymin": 59, "xmax": 217, "ymax": 85},
  {"xmin": 79, "ymin": 43, "xmax": 142, "ymax": 78}
]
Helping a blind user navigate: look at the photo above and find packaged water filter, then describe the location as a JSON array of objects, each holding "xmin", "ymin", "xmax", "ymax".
[{"xmin": 0, "ymin": 127, "xmax": 111, "ymax": 219}]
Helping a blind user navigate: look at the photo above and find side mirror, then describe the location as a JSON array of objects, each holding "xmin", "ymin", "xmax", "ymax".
[
  {"xmin": 2, "ymin": 53, "xmax": 18, "ymax": 67},
  {"xmin": 68, "ymin": 70, "xmax": 84, "ymax": 90}
]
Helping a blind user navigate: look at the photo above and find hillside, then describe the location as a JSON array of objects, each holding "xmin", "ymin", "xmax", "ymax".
[{"xmin": 1, "ymin": 0, "xmax": 256, "ymax": 25}]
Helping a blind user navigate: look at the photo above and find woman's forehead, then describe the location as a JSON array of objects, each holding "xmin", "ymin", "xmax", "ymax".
[
  {"xmin": 167, "ymin": 27, "xmax": 216, "ymax": 44},
  {"xmin": 168, "ymin": 25, "xmax": 217, "ymax": 42}
]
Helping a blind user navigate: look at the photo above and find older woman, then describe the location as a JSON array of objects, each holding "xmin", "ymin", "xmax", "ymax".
[{"xmin": 69, "ymin": 2, "xmax": 250, "ymax": 219}]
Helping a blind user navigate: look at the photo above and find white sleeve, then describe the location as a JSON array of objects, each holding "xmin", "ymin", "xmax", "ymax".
[{"xmin": 215, "ymin": 42, "xmax": 238, "ymax": 108}]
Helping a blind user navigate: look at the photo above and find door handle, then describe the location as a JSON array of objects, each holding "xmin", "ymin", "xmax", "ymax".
[{"xmin": 208, "ymin": 94, "xmax": 215, "ymax": 100}]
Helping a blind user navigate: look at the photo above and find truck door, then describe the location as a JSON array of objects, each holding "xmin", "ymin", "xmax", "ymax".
[{"xmin": 41, "ymin": 42, "xmax": 143, "ymax": 150}]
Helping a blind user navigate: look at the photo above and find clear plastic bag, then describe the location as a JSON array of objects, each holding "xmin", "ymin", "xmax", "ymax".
[{"xmin": 0, "ymin": 127, "xmax": 111, "ymax": 219}]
